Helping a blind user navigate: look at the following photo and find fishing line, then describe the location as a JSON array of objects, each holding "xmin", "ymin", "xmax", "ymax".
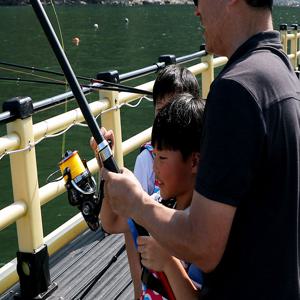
[
  {"xmin": 46, "ymin": 169, "xmax": 63, "ymax": 183},
  {"xmin": 0, "ymin": 76, "xmax": 66, "ymax": 86},
  {"xmin": 42, "ymin": 0, "xmax": 69, "ymax": 157},
  {"xmin": 0, "ymin": 60, "xmax": 90, "ymax": 81},
  {"xmin": 0, "ymin": 65, "xmax": 64, "ymax": 84},
  {"xmin": 49, "ymin": 0, "xmax": 65, "ymax": 53},
  {"xmin": 0, "ymin": 76, "xmax": 152, "ymax": 95},
  {"xmin": 0, "ymin": 62, "xmax": 153, "ymax": 95}
]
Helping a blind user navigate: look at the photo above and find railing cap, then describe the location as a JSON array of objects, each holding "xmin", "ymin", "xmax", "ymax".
[
  {"xmin": 2, "ymin": 96, "xmax": 33, "ymax": 120},
  {"xmin": 290, "ymin": 24, "xmax": 298, "ymax": 30},
  {"xmin": 158, "ymin": 54, "xmax": 176, "ymax": 66},
  {"xmin": 200, "ymin": 44, "xmax": 206, "ymax": 51},
  {"xmin": 279, "ymin": 23, "xmax": 288, "ymax": 31},
  {"xmin": 96, "ymin": 70, "xmax": 120, "ymax": 83}
]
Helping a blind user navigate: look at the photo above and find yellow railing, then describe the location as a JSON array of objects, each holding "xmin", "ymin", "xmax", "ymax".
[
  {"xmin": 0, "ymin": 55, "xmax": 223, "ymax": 294},
  {"xmin": 280, "ymin": 24, "xmax": 300, "ymax": 70},
  {"xmin": 0, "ymin": 27, "xmax": 299, "ymax": 294}
]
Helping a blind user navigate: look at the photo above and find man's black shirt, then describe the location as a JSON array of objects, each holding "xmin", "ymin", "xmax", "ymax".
[{"xmin": 196, "ymin": 31, "xmax": 300, "ymax": 299}]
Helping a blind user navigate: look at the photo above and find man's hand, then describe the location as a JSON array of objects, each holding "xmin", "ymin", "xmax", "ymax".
[{"xmin": 101, "ymin": 167, "xmax": 146, "ymax": 219}]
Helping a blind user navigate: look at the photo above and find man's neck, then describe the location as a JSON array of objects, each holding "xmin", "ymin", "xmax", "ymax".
[{"xmin": 224, "ymin": 6, "xmax": 273, "ymax": 58}]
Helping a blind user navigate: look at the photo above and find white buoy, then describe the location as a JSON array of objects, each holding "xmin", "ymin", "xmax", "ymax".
[
  {"xmin": 94, "ymin": 23, "xmax": 99, "ymax": 30},
  {"xmin": 125, "ymin": 18, "xmax": 129, "ymax": 24}
]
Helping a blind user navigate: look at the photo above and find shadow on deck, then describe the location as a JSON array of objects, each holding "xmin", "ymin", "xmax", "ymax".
[{"xmin": 1, "ymin": 229, "xmax": 133, "ymax": 300}]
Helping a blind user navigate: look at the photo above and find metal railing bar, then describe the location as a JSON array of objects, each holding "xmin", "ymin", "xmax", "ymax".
[
  {"xmin": 33, "ymin": 86, "xmax": 92, "ymax": 113},
  {"xmin": 0, "ymin": 51, "xmax": 206, "ymax": 125},
  {"xmin": 119, "ymin": 62, "xmax": 165, "ymax": 82},
  {"xmin": 176, "ymin": 50, "xmax": 207, "ymax": 64}
]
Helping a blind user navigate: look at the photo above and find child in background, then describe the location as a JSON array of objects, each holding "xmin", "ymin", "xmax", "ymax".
[
  {"xmin": 134, "ymin": 65, "xmax": 200, "ymax": 195},
  {"xmin": 99, "ymin": 93, "xmax": 205, "ymax": 299}
]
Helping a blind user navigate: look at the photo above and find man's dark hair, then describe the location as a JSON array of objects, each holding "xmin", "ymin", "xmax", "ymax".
[
  {"xmin": 152, "ymin": 65, "xmax": 200, "ymax": 108},
  {"xmin": 151, "ymin": 93, "xmax": 205, "ymax": 160},
  {"xmin": 246, "ymin": 0, "xmax": 273, "ymax": 9}
]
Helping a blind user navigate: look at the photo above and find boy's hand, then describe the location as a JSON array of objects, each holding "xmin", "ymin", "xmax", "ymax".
[
  {"xmin": 137, "ymin": 236, "xmax": 172, "ymax": 272},
  {"xmin": 90, "ymin": 127, "xmax": 115, "ymax": 168}
]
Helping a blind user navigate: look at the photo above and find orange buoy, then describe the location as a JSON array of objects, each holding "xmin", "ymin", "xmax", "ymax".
[{"xmin": 72, "ymin": 37, "xmax": 80, "ymax": 46}]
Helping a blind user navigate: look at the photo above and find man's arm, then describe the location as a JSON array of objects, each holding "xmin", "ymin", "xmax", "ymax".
[
  {"xmin": 137, "ymin": 190, "xmax": 236, "ymax": 272},
  {"xmin": 102, "ymin": 168, "xmax": 236, "ymax": 272}
]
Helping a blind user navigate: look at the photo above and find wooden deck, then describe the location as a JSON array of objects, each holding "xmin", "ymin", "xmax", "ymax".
[{"xmin": 0, "ymin": 229, "xmax": 133, "ymax": 300}]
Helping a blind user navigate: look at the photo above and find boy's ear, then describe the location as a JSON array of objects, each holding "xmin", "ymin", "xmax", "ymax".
[{"xmin": 191, "ymin": 152, "xmax": 200, "ymax": 172}]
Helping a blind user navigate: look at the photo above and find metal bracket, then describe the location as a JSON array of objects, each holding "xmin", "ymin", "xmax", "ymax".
[{"xmin": 14, "ymin": 244, "xmax": 57, "ymax": 299}]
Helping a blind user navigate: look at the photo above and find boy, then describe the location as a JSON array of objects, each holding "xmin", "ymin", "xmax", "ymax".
[{"xmin": 99, "ymin": 93, "xmax": 205, "ymax": 299}]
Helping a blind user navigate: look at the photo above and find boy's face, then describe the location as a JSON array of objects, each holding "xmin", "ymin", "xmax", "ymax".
[{"xmin": 153, "ymin": 148, "xmax": 197, "ymax": 205}]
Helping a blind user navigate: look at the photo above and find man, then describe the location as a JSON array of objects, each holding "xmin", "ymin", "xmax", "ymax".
[{"xmin": 101, "ymin": 0, "xmax": 300, "ymax": 298}]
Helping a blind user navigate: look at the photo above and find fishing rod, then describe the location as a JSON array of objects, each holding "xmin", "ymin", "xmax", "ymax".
[
  {"xmin": 0, "ymin": 76, "xmax": 152, "ymax": 95},
  {"xmin": 28, "ymin": 2, "xmax": 176, "ymax": 299},
  {"xmin": 30, "ymin": 0, "xmax": 119, "ymax": 217},
  {"xmin": 70, "ymin": 244, "xmax": 126, "ymax": 300},
  {"xmin": 0, "ymin": 60, "xmax": 153, "ymax": 95}
]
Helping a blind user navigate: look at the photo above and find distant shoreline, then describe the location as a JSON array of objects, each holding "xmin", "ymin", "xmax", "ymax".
[
  {"xmin": 0, "ymin": 1, "xmax": 299, "ymax": 6},
  {"xmin": 0, "ymin": 0, "xmax": 194, "ymax": 6}
]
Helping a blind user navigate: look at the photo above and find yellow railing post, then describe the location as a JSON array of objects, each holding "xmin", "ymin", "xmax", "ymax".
[
  {"xmin": 96, "ymin": 72, "xmax": 140, "ymax": 296},
  {"xmin": 4, "ymin": 97, "xmax": 56, "ymax": 298},
  {"xmin": 290, "ymin": 24, "xmax": 298, "ymax": 70},
  {"xmin": 201, "ymin": 53, "xmax": 214, "ymax": 99},
  {"xmin": 296, "ymin": 27, "xmax": 300, "ymax": 69},
  {"xmin": 6, "ymin": 102, "xmax": 43, "ymax": 252},
  {"xmin": 280, "ymin": 24, "xmax": 288, "ymax": 55},
  {"xmin": 97, "ymin": 71, "xmax": 124, "ymax": 168}
]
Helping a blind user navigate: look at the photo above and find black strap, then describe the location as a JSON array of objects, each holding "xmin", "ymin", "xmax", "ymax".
[{"xmin": 139, "ymin": 197, "xmax": 176, "ymax": 298}]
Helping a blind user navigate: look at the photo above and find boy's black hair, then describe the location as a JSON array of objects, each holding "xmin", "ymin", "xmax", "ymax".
[
  {"xmin": 245, "ymin": 0, "xmax": 273, "ymax": 9},
  {"xmin": 151, "ymin": 93, "xmax": 205, "ymax": 161},
  {"xmin": 153, "ymin": 65, "xmax": 200, "ymax": 108}
]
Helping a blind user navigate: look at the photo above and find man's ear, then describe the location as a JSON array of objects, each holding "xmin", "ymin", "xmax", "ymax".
[{"xmin": 191, "ymin": 152, "xmax": 201, "ymax": 173}]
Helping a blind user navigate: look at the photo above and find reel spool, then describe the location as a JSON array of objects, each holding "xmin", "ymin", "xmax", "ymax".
[{"xmin": 59, "ymin": 150, "xmax": 102, "ymax": 231}]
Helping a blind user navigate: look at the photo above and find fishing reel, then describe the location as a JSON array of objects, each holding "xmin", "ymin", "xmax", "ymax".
[{"xmin": 59, "ymin": 150, "xmax": 102, "ymax": 231}]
